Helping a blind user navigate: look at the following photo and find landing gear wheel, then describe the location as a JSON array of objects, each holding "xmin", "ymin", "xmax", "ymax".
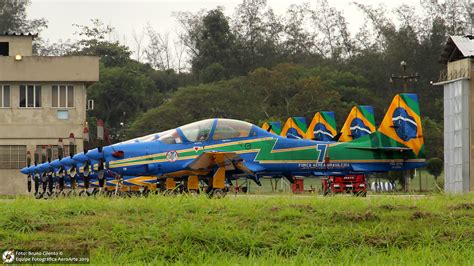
[
  {"xmin": 163, "ymin": 190, "xmax": 177, "ymax": 196},
  {"xmin": 188, "ymin": 189, "xmax": 199, "ymax": 196},
  {"xmin": 210, "ymin": 188, "xmax": 226, "ymax": 198}
]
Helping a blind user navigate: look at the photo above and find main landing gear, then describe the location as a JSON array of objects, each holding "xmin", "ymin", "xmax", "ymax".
[{"xmin": 159, "ymin": 166, "xmax": 228, "ymax": 198}]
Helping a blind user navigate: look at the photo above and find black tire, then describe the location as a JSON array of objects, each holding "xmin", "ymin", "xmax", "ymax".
[
  {"xmin": 188, "ymin": 189, "xmax": 199, "ymax": 196},
  {"xmin": 210, "ymin": 188, "xmax": 226, "ymax": 199}
]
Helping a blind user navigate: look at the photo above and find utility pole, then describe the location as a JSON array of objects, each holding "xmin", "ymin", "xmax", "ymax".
[{"xmin": 389, "ymin": 61, "xmax": 419, "ymax": 192}]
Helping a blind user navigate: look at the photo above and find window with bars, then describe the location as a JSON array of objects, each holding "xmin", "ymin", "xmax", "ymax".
[
  {"xmin": 0, "ymin": 145, "xmax": 26, "ymax": 169},
  {"xmin": 19, "ymin": 85, "xmax": 41, "ymax": 108},
  {"xmin": 0, "ymin": 85, "xmax": 10, "ymax": 107},
  {"xmin": 52, "ymin": 85, "xmax": 74, "ymax": 108}
]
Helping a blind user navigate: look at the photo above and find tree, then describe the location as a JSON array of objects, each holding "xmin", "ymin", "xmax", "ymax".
[
  {"xmin": 87, "ymin": 63, "xmax": 157, "ymax": 134},
  {"xmin": 0, "ymin": 0, "xmax": 47, "ymax": 54},
  {"xmin": 308, "ymin": 0, "xmax": 354, "ymax": 60},
  {"xmin": 0, "ymin": 0, "xmax": 47, "ymax": 33},
  {"xmin": 192, "ymin": 8, "xmax": 239, "ymax": 80},
  {"xmin": 72, "ymin": 19, "xmax": 132, "ymax": 67},
  {"xmin": 427, "ymin": 157, "xmax": 443, "ymax": 180},
  {"xmin": 145, "ymin": 26, "xmax": 173, "ymax": 70},
  {"xmin": 131, "ymin": 28, "xmax": 145, "ymax": 62}
]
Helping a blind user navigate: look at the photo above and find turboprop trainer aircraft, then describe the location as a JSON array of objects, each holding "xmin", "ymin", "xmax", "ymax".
[{"xmin": 82, "ymin": 93, "xmax": 425, "ymax": 197}]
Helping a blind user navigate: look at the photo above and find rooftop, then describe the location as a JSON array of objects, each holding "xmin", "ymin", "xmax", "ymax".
[
  {"xmin": 440, "ymin": 35, "xmax": 474, "ymax": 64},
  {"xmin": 0, "ymin": 32, "xmax": 38, "ymax": 38}
]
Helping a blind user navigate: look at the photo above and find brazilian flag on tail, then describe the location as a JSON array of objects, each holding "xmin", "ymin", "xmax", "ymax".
[
  {"xmin": 261, "ymin": 121, "xmax": 282, "ymax": 135},
  {"xmin": 305, "ymin": 111, "xmax": 337, "ymax": 141},
  {"xmin": 339, "ymin": 106, "xmax": 376, "ymax": 142},
  {"xmin": 281, "ymin": 117, "xmax": 307, "ymax": 139},
  {"xmin": 378, "ymin": 93, "xmax": 424, "ymax": 157}
]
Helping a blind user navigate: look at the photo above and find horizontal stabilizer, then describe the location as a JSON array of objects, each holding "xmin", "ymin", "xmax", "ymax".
[{"xmin": 346, "ymin": 146, "xmax": 412, "ymax": 151}]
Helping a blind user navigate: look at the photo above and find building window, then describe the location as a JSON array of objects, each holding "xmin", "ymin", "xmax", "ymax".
[
  {"xmin": 52, "ymin": 85, "xmax": 74, "ymax": 108},
  {"xmin": 0, "ymin": 85, "xmax": 10, "ymax": 107},
  {"xmin": 19, "ymin": 85, "xmax": 41, "ymax": 108},
  {"xmin": 0, "ymin": 42, "xmax": 8, "ymax": 56},
  {"xmin": 0, "ymin": 145, "xmax": 26, "ymax": 169}
]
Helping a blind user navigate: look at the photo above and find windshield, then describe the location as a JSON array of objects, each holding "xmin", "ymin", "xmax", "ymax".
[
  {"xmin": 157, "ymin": 129, "xmax": 183, "ymax": 144},
  {"xmin": 213, "ymin": 119, "xmax": 252, "ymax": 140},
  {"xmin": 179, "ymin": 119, "xmax": 214, "ymax": 142}
]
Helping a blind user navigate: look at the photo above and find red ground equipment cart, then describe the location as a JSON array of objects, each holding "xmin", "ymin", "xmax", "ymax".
[{"xmin": 322, "ymin": 174, "xmax": 367, "ymax": 196}]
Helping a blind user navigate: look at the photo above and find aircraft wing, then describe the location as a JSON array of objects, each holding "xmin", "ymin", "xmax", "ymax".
[{"xmin": 185, "ymin": 151, "xmax": 255, "ymax": 173}]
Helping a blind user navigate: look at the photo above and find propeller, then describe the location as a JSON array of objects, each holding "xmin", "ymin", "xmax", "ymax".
[
  {"xmin": 57, "ymin": 138, "xmax": 65, "ymax": 192},
  {"xmin": 46, "ymin": 145, "xmax": 54, "ymax": 195},
  {"xmin": 26, "ymin": 151, "xmax": 32, "ymax": 193},
  {"xmin": 33, "ymin": 148, "xmax": 40, "ymax": 195},
  {"xmin": 39, "ymin": 146, "xmax": 48, "ymax": 194},
  {"xmin": 83, "ymin": 125, "xmax": 91, "ymax": 191},
  {"xmin": 69, "ymin": 133, "xmax": 77, "ymax": 190}
]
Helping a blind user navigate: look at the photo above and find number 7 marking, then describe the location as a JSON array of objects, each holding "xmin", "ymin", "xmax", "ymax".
[{"xmin": 316, "ymin": 144, "xmax": 327, "ymax": 163}]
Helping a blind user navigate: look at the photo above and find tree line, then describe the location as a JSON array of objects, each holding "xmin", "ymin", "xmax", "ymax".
[{"xmin": 2, "ymin": 0, "xmax": 470, "ymax": 160}]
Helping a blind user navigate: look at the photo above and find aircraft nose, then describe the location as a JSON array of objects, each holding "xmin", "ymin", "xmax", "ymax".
[
  {"xmin": 86, "ymin": 148, "xmax": 103, "ymax": 161},
  {"xmin": 73, "ymin": 152, "xmax": 87, "ymax": 163},
  {"xmin": 20, "ymin": 167, "xmax": 28, "ymax": 174}
]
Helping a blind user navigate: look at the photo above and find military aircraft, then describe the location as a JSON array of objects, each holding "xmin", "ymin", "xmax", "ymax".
[
  {"xmin": 305, "ymin": 111, "xmax": 337, "ymax": 141},
  {"xmin": 339, "ymin": 105, "xmax": 376, "ymax": 142},
  {"xmin": 261, "ymin": 122, "xmax": 282, "ymax": 135},
  {"xmin": 280, "ymin": 117, "xmax": 307, "ymax": 138},
  {"xmin": 80, "ymin": 93, "xmax": 425, "ymax": 197},
  {"xmin": 263, "ymin": 105, "xmax": 374, "ymax": 143}
]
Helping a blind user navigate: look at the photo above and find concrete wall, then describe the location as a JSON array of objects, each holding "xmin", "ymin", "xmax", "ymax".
[
  {"xmin": 0, "ymin": 170, "xmax": 27, "ymax": 195},
  {"xmin": 0, "ymin": 56, "xmax": 99, "ymax": 82},
  {"xmin": 443, "ymin": 78, "xmax": 470, "ymax": 193},
  {"xmin": 0, "ymin": 82, "xmax": 87, "ymax": 195},
  {"xmin": 0, "ymin": 82, "xmax": 87, "ymax": 138},
  {"xmin": 0, "ymin": 36, "xmax": 34, "ymax": 56},
  {"xmin": 0, "ymin": 40, "xmax": 98, "ymax": 194},
  {"xmin": 442, "ymin": 58, "xmax": 473, "ymax": 193}
]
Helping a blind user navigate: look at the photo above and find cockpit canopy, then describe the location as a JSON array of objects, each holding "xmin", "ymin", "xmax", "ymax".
[
  {"xmin": 158, "ymin": 119, "xmax": 255, "ymax": 144},
  {"xmin": 119, "ymin": 132, "xmax": 161, "ymax": 145}
]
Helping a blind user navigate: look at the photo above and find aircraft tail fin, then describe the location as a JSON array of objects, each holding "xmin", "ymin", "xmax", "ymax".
[
  {"xmin": 261, "ymin": 121, "xmax": 282, "ymax": 135},
  {"xmin": 305, "ymin": 111, "xmax": 337, "ymax": 141},
  {"xmin": 377, "ymin": 93, "xmax": 425, "ymax": 157},
  {"xmin": 281, "ymin": 117, "xmax": 307, "ymax": 139},
  {"xmin": 339, "ymin": 106, "xmax": 376, "ymax": 142}
]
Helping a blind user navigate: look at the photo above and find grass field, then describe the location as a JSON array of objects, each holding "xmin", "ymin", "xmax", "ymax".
[{"xmin": 0, "ymin": 194, "xmax": 473, "ymax": 265}]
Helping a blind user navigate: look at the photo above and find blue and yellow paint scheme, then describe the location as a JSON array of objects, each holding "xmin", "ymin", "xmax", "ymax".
[
  {"xmin": 305, "ymin": 111, "xmax": 337, "ymax": 141},
  {"xmin": 261, "ymin": 122, "xmax": 282, "ymax": 135},
  {"xmin": 339, "ymin": 105, "xmax": 376, "ymax": 142},
  {"xmin": 21, "ymin": 94, "xmax": 427, "ymax": 192},
  {"xmin": 81, "ymin": 94, "xmax": 426, "ymax": 181},
  {"xmin": 281, "ymin": 117, "xmax": 307, "ymax": 139}
]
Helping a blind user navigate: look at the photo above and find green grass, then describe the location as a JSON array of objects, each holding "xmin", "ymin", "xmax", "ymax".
[{"xmin": 0, "ymin": 194, "xmax": 473, "ymax": 265}]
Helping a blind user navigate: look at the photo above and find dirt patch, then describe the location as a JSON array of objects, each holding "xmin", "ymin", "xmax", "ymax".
[
  {"xmin": 289, "ymin": 204, "xmax": 315, "ymax": 212},
  {"xmin": 411, "ymin": 210, "xmax": 432, "ymax": 220},
  {"xmin": 365, "ymin": 235, "xmax": 397, "ymax": 247},
  {"xmin": 270, "ymin": 205, "xmax": 280, "ymax": 212},
  {"xmin": 37, "ymin": 223, "xmax": 52, "ymax": 232},
  {"xmin": 450, "ymin": 203, "xmax": 474, "ymax": 210},
  {"xmin": 332, "ymin": 211, "xmax": 379, "ymax": 222},
  {"xmin": 379, "ymin": 204, "xmax": 418, "ymax": 211}
]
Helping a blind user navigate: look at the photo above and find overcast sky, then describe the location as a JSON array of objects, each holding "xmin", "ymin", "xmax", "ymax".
[{"xmin": 27, "ymin": 0, "xmax": 422, "ymax": 61}]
